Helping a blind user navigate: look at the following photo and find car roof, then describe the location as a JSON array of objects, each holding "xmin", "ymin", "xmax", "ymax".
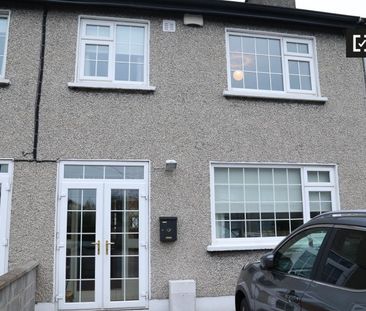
[{"xmin": 306, "ymin": 210, "xmax": 366, "ymax": 228}]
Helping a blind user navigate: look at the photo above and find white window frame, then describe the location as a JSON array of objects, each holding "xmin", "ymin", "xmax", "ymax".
[
  {"xmin": 0, "ymin": 11, "xmax": 10, "ymax": 82},
  {"xmin": 208, "ymin": 162, "xmax": 339, "ymax": 252},
  {"xmin": 0, "ymin": 160, "xmax": 13, "ymax": 275},
  {"xmin": 224, "ymin": 29, "xmax": 325, "ymax": 102},
  {"xmin": 71, "ymin": 16, "xmax": 153, "ymax": 90}
]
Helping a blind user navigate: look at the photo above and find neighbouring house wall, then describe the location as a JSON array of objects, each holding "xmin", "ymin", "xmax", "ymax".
[
  {"xmin": 1, "ymin": 4, "xmax": 366, "ymax": 304},
  {"xmin": 9, "ymin": 162, "xmax": 57, "ymax": 302},
  {"xmin": 0, "ymin": 260, "xmax": 38, "ymax": 311},
  {"xmin": 0, "ymin": 7, "xmax": 43, "ymax": 159}
]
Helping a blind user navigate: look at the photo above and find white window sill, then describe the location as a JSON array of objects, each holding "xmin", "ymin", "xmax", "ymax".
[
  {"xmin": 207, "ymin": 244, "xmax": 277, "ymax": 252},
  {"xmin": 68, "ymin": 81, "xmax": 156, "ymax": 92},
  {"xmin": 223, "ymin": 90, "xmax": 328, "ymax": 103},
  {"xmin": 0, "ymin": 79, "xmax": 10, "ymax": 86}
]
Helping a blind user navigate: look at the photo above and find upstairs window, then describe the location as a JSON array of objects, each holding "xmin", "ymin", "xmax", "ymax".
[
  {"xmin": 226, "ymin": 30, "xmax": 319, "ymax": 98},
  {"xmin": 76, "ymin": 18, "xmax": 149, "ymax": 86},
  {"xmin": 0, "ymin": 13, "xmax": 9, "ymax": 79}
]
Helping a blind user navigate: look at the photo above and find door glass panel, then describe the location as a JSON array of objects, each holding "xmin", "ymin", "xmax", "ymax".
[
  {"xmin": 110, "ymin": 189, "xmax": 139, "ymax": 301},
  {"xmin": 273, "ymin": 228, "xmax": 329, "ymax": 278},
  {"xmin": 65, "ymin": 189, "xmax": 96, "ymax": 303},
  {"xmin": 0, "ymin": 164, "xmax": 8, "ymax": 173}
]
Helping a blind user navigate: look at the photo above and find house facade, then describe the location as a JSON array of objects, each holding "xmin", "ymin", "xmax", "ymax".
[{"xmin": 0, "ymin": 0, "xmax": 365, "ymax": 310}]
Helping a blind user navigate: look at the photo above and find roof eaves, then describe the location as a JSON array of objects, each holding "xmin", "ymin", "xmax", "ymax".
[{"xmin": 9, "ymin": 0, "xmax": 366, "ymax": 29}]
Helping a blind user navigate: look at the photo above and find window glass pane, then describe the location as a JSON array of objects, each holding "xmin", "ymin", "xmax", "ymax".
[
  {"xmin": 319, "ymin": 229, "xmax": 366, "ymax": 290},
  {"xmin": 130, "ymin": 63, "xmax": 144, "ymax": 81},
  {"xmin": 116, "ymin": 44, "xmax": 129, "ymax": 62},
  {"xmin": 105, "ymin": 166, "xmax": 125, "ymax": 179},
  {"xmin": 271, "ymin": 74, "xmax": 284, "ymax": 91},
  {"xmin": 256, "ymin": 38, "xmax": 268, "ymax": 54},
  {"xmin": 231, "ymin": 71, "xmax": 244, "ymax": 88},
  {"xmin": 86, "ymin": 24, "xmax": 98, "ymax": 36},
  {"xmin": 245, "ymin": 168, "xmax": 258, "ymax": 184},
  {"xmin": 125, "ymin": 166, "xmax": 144, "ymax": 179},
  {"xmin": 116, "ymin": 25, "xmax": 129, "ymax": 43},
  {"xmin": 258, "ymin": 73, "xmax": 270, "ymax": 90},
  {"xmin": 242, "ymin": 36, "xmax": 255, "ymax": 53},
  {"xmin": 244, "ymin": 72, "xmax": 257, "ymax": 89},
  {"xmin": 131, "ymin": 26, "xmax": 145, "ymax": 44},
  {"xmin": 215, "ymin": 168, "xmax": 228, "ymax": 184},
  {"xmin": 289, "ymin": 75, "xmax": 300, "ymax": 89},
  {"xmin": 215, "ymin": 185, "xmax": 229, "ymax": 201},
  {"xmin": 287, "ymin": 42, "xmax": 298, "ymax": 53},
  {"xmin": 274, "ymin": 228, "xmax": 329, "ymax": 277},
  {"xmin": 97, "ymin": 61, "xmax": 108, "ymax": 77},
  {"xmin": 0, "ymin": 164, "xmax": 8, "ymax": 173},
  {"xmin": 243, "ymin": 54, "xmax": 256, "ymax": 71},
  {"xmin": 269, "ymin": 39, "xmax": 281, "ymax": 56},
  {"xmin": 318, "ymin": 171, "xmax": 330, "ymax": 182},
  {"xmin": 216, "ymin": 221, "xmax": 230, "ymax": 238},
  {"xmin": 298, "ymin": 43, "xmax": 309, "ymax": 54},
  {"xmin": 115, "ymin": 63, "xmax": 129, "ymax": 81},
  {"xmin": 259, "ymin": 168, "xmax": 273, "ymax": 184},
  {"xmin": 274, "ymin": 169, "xmax": 287, "ymax": 184},
  {"xmin": 299, "ymin": 61, "xmax": 310, "ymax": 75},
  {"xmin": 86, "ymin": 24, "xmax": 110, "ymax": 37},
  {"xmin": 288, "ymin": 169, "xmax": 301, "ymax": 184},
  {"xmin": 230, "ymin": 185, "xmax": 244, "ymax": 201},
  {"xmin": 0, "ymin": 17, "xmax": 7, "ymax": 34},
  {"xmin": 308, "ymin": 171, "xmax": 318, "ymax": 182},
  {"xmin": 229, "ymin": 35, "xmax": 242, "ymax": 52},
  {"xmin": 270, "ymin": 56, "xmax": 282, "ymax": 74},
  {"xmin": 257, "ymin": 55, "xmax": 270, "ymax": 72},
  {"xmin": 98, "ymin": 26, "xmax": 110, "ymax": 37},
  {"xmin": 84, "ymin": 166, "xmax": 104, "ymax": 179},
  {"xmin": 85, "ymin": 44, "xmax": 97, "ymax": 60},
  {"xmin": 288, "ymin": 60, "xmax": 299, "ymax": 74},
  {"xmin": 0, "ymin": 37, "xmax": 4, "ymax": 56},
  {"xmin": 64, "ymin": 165, "xmax": 83, "ymax": 178},
  {"xmin": 301, "ymin": 76, "xmax": 312, "ymax": 90},
  {"xmin": 229, "ymin": 168, "xmax": 243, "ymax": 184},
  {"xmin": 98, "ymin": 46, "xmax": 109, "ymax": 61}
]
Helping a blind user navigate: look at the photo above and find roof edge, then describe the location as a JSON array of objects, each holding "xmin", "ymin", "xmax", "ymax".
[{"xmin": 8, "ymin": 0, "xmax": 366, "ymax": 29}]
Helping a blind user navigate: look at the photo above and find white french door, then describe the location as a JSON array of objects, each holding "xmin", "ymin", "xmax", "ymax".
[
  {"xmin": 0, "ymin": 161, "xmax": 12, "ymax": 276},
  {"xmin": 56, "ymin": 162, "xmax": 149, "ymax": 310}
]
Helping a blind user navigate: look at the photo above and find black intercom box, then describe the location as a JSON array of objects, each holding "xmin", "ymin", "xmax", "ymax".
[{"xmin": 159, "ymin": 217, "xmax": 177, "ymax": 242}]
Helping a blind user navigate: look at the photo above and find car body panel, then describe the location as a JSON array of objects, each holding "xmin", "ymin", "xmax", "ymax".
[{"xmin": 235, "ymin": 211, "xmax": 366, "ymax": 311}]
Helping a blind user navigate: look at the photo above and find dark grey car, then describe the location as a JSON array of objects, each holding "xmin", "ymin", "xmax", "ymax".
[{"xmin": 235, "ymin": 211, "xmax": 366, "ymax": 311}]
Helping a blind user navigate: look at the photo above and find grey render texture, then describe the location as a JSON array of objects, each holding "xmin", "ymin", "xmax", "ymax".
[{"xmin": 0, "ymin": 0, "xmax": 366, "ymax": 306}]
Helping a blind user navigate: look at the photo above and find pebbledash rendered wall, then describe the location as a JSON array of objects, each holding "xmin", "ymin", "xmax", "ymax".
[{"xmin": 1, "ymin": 3, "xmax": 366, "ymax": 308}]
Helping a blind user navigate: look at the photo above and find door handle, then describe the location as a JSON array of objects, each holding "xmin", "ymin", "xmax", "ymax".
[
  {"xmin": 285, "ymin": 290, "xmax": 300, "ymax": 304},
  {"xmin": 106, "ymin": 240, "xmax": 115, "ymax": 255},
  {"xmin": 91, "ymin": 240, "xmax": 100, "ymax": 255}
]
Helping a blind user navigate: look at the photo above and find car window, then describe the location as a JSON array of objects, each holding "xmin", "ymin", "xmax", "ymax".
[
  {"xmin": 273, "ymin": 228, "xmax": 329, "ymax": 278},
  {"xmin": 318, "ymin": 228, "xmax": 366, "ymax": 290}
]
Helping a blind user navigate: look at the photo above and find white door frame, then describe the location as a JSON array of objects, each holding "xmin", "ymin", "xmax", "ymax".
[
  {"xmin": 55, "ymin": 161, "xmax": 149, "ymax": 310},
  {"xmin": 0, "ymin": 160, "xmax": 13, "ymax": 276}
]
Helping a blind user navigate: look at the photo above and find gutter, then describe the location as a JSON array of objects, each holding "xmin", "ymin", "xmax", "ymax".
[{"xmin": 12, "ymin": 0, "xmax": 366, "ymax": 29}]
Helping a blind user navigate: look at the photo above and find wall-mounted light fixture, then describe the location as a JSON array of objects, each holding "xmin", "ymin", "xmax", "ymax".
[{"xmin": 165, "ymin": 160, "xmax": 177, "ymax": 172}]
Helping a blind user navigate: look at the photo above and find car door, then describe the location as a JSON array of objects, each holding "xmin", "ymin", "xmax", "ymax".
[
  {"xmin": 301, "ymin": 227, "xmax": 366, "ymax": 311},
  {"xmin": 254, "ymin": 227, "xmax": 332, "ymax": 311}
]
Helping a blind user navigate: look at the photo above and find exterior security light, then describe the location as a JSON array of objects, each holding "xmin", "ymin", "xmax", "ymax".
[{"xmin": 165, "ymin": 160, "xmax": 177, "ymax": 171}]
